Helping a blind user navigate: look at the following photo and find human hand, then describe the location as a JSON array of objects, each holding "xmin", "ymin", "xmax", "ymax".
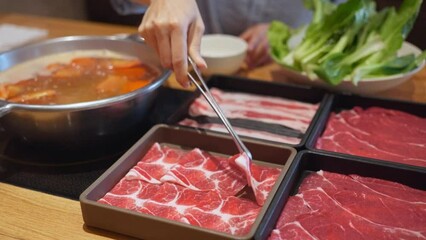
[
  {"xmin": 138, "ymin": 0, "xmax": 207, "ymax": 87},
  {"xmin": 239, "ymin": 23, "xmax": 273, "ymax": 69}
]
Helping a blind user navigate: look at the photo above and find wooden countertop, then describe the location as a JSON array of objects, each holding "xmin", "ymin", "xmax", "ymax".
[{"xmin": 1, "ymin": 13, "xmax": 425, "ymax": 240}]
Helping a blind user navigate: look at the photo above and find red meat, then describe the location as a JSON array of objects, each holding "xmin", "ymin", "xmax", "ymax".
[
  {"xmin": 188, "ymin": 88, "xmax": 318, "ymax": 133},
  {"xmin": 160, "ymin": 148, "xmax": 246, "ymax": 196},
  {"xmin": 99, "ymin": 181, "xmax": 261, "ymax": 236},
  {"xmin": 230, "ymin": 153, "xmax": 282, "ymax": 206},
  {"xmin": 269, "ymin": 170, "xmax": 426, "ymax": 240},
  {"xmin": 124, "ymin": 143, "xmax": 188, "ymax": 183},
  {"xmin": 98, "ymin": 143, "xmax": 282, "ymax": 236},
  {"xmin": 316, "ymin": 107, "xmax": 426, "ymax": 167}
]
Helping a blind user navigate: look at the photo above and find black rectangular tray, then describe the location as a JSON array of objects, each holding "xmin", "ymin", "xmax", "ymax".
[
  {"xmin": 167, "ymin": 74, "xmax": 331, "ymax": 149},
  {"xmin": 255, "ymin": 150, "xmax": 426, "ymax": 240},
  {"xmin": 305, "ymin": 93, "xmax": 426, "ymax": 169},
  {"xmin": 80, "ymin": 124, "xmax": 297, "ymax": 240}
]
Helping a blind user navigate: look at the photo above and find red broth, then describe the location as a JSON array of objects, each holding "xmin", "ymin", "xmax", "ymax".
[{"xmin": 0, "ymin": 57, "xmax": 160, "ymax": 105}]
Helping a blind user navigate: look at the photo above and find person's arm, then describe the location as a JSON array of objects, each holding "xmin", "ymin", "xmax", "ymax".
[{"xmin": 137, "ymin": 0, "xmax": 206, "ymax": 87}]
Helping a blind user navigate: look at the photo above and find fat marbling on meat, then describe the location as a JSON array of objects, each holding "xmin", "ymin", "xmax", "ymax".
[
  {"xmin": 269, "ymin": 170, "xmax": 426, "ymax": 240},
  {"xmin": 316, "ymin": 106, "xmax": 426, "ymax": 168},
  {"xmin": 179, "ymin": 88, "xmax": 319, "ymax": 144},
  {"xmin": 98, "ymin": 143, "xmax": 282, "ymax": 236}
]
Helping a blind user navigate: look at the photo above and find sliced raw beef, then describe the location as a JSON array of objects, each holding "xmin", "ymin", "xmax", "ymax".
[
  {"xmin": 160, "ymin": 148, "xmax": 247, "ymax": 196},
  {"xmin": 230, "ymin": 153, "xmax": 282, "ymax": 206},
  {"xmin": 99, "ymin": 181, "xmax": 261, "ymax": 236},
  {"xmin": 98, "ymin": 178, "xmax": 146, "ymax": 211},
  {"xmin": 125, "ymin": 144, "xmax": 246, "ymax": 196},
  {"xmin": 98, "ymin": 143, "xmax": 283, "ymax": 236},
  {"xmin": 179, "ymin": 118, "xmax": 301, "ymax": 144},
  {"xmin": 183, "ymin": 190, "xmax": 261, "ymax": 236},
  {"xmin": 269, "ymin": 170, "xmax": 426, "ymax": 240},
  {"xmin": 316, "ymin": 107, "xmax": 426, "ymax": 168},
  {"xmin": 125, "ymin": 143, "xmax": 188, "ymax": 183}
]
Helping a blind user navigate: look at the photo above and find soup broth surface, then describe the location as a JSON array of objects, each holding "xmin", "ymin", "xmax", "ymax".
[{"xmin": 0, "ymin": 50, "xmax": 160, "ymax": 104}]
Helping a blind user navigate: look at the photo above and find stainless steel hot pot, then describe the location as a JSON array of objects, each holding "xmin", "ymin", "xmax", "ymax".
[{"xmin": 0, "ymin": 35, "xmax": 171, "ymax": 147}]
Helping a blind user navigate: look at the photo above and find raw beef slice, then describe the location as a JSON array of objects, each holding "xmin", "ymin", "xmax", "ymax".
[
  {"xmin": 160, "ymin": 148, "xmax": 247, "ymax": 196},
  {"xmin": 98, "ymin": 143, "xmax": 283, "ymax": 236},
  {"xmin": 269, "ymin": 170, "xmax": 426, "ymax": 240},
  {"xmin": 125, "ymin": 143, "xmax": 246, "ymax": 196},
  {"xmin": 230, "ymin": 153, "xmax": 282, "ymax": 206},
  {"xmin": 316, "ymin": 107, "xmax": 426, "ymax": 168},
  {"xmin": 99, "ymin": 181, "xmax": 261, "ymax": 235}
]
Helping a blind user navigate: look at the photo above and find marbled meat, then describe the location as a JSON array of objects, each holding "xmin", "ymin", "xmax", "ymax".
[
  {"xmin": 230, "ymin": 153, "xmax": 282, "ymax": 206},
  {"xmin": 316, "ymin": 107, "xmax": 426, "ymax": 168},
  {"xmin": 269, "ymin": 170, "xmax": 426, "ymax": 240},
  {"xmin": 99, "ymin": 143, "xmax": 282, "ymax": 236},
  {"xmin": 179, "ymin": 118, "xmax": 301, "ymax": 144},
  {"xmin": 179, "ymin": 88, "xmax": 319, "ymax": 144}
]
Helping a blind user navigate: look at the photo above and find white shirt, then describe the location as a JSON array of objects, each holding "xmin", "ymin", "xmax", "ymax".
[
  {"xmin": 110, "ymin": 0, "xmax": 314, "ymax": 35},
  {"xmin": 196, "ymin": 0, "xmax": 312, "ymax": 35}
]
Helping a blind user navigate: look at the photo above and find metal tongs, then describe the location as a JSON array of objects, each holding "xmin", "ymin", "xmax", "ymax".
[{"xmin": 187, "ymin": 57, "xmax": 252, "ymax": 160}]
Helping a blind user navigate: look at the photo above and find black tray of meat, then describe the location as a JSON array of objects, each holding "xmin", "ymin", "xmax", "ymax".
[
  {"xmin": 255, "ymin": 150, "xmax": 426, "ymax": 240},
  {"xmin": 167, "ymin": 75, "xmax": 331, "ymax": 149},
  {"xmin": 305, "ymin": 93, "xmax": 426, "ymax": 169},
  {"xmin": 80, "ymin": 124, "xmax": 297, "ymax": 240}
]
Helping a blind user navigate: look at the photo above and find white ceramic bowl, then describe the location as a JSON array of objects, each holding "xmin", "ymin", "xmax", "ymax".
[
  {"xmin": 282, "ymin": 41, "xmax": 425, "ymax": 94},
  {"xmin": 200, "ymin": 34, "xmax": 248, "ymax": 76}
]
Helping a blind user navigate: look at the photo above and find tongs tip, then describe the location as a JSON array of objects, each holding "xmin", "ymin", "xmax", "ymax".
[{"xmin": 187, "ymin": 57, "xmax": 252, "ymax": 160}]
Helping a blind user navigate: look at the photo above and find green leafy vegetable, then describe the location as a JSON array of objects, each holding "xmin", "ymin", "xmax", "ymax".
[{"xmin": 268, "ymin": 0, "xmax": 425, "ymax": 86}]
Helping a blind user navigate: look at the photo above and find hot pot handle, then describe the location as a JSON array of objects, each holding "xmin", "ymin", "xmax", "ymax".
[
  {"xmin": 0, "ymin": 100, "xmax": 12, "ymax": 118},
  {"xmin": 111, "ymin": 33, "xmax": 145, "ymax": 43}
]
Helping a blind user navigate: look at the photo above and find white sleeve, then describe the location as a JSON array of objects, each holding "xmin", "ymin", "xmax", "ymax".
[{"xmin": 110, "ymin": 0, "xmax": 147, "ymax": 15}]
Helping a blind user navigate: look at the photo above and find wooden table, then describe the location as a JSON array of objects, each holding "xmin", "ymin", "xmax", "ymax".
[{"xmin": 0, "ymin": 13, "xmax": 425, "ymax": 240}]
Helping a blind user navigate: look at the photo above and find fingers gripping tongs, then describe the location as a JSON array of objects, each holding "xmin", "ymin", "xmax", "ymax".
[{"xmin": 187, "ymin": 57, "xmax": 252, "ymax": 160}]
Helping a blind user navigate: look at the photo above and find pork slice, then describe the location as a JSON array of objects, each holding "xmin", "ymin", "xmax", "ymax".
[
  {"xmin": 189, "ymin": 98, "xmax": 312, "ymax": 133},
  {"xmin": 179, "ymin": 118, "xmax": 301, "ymax": 144},
  {"xmin": 188, "ymin": 88, "xmax": 318, "ymax": 133},
  {"xmin": 209, "ymin": 88, "xmax": 319, "ymax": 112}
]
